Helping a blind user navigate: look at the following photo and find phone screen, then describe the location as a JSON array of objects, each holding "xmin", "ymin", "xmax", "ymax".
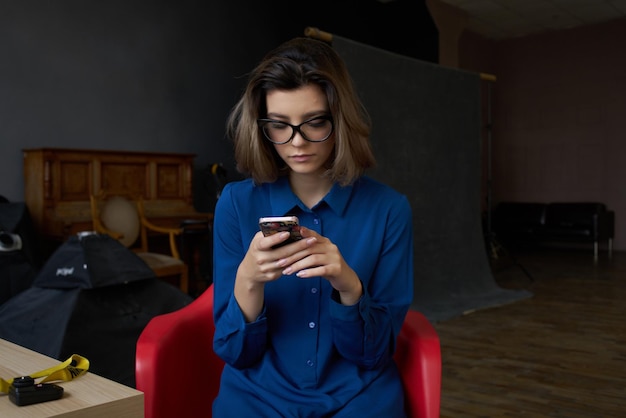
[{"xmin": 259, "ymin": 216, "xmax": 302, "ymax": 247}]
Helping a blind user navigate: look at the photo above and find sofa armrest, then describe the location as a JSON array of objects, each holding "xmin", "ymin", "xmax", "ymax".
[
  {"xmin": 599, "ymin": 210, "xmax": 615, "ymax": 240},
  {"xmin": 492, "ymin": 202, "xmax": 546, "ymax": 243}
]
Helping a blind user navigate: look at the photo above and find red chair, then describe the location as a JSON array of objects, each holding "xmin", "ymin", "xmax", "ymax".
[{"xmin": 136, "ymin": 285, "xmax": 441, "ymax": 418}]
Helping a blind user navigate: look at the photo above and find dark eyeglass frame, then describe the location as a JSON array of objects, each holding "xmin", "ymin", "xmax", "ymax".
[{"xmin": 257, "ymin": 115, "xmax": 334, "ymax": 145}]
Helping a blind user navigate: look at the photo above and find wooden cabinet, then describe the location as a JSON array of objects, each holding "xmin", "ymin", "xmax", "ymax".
[{"xmin": 23, "ymin": 148, "xmax": 208, "ymax": 242}]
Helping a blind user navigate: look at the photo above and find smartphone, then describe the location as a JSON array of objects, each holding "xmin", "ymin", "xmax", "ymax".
[{"xmin": 259, "ymin": 216, "xmax": 303, "ymax": 248}]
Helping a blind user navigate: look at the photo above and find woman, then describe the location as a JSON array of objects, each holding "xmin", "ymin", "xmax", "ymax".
[{"xmin": 212, "ymin": 37, "xmax": 414, "ymax": 417}]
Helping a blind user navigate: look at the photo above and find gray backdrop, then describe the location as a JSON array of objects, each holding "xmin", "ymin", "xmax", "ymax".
[{"xmin": 333, "ymin": 36, "xmax": 531, "ymax": 322}]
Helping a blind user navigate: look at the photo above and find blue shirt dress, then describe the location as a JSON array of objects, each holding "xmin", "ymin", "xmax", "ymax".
[{"xmin": 212, "ymin": 175, "xmax": 414, "ymax": 417}]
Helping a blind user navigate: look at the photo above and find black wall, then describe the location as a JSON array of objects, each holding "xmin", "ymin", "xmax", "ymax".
[{"xmin": 0, "ymin": 0, "xmax": 437, "ymax": 206}]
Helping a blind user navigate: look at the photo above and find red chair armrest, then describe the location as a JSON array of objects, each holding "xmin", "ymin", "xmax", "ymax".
[
  {"xmin": 136, "ymin": 286, "xmax": 223, "ymax": 418},
  {"xmin": 395, "ymin": 309, "xmax": 442, "ymax": 418}
]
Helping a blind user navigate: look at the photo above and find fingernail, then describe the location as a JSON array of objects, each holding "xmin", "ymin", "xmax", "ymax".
[{"xmin": 282, "ymin": 267, "xmax": 292, "ymax": 275}]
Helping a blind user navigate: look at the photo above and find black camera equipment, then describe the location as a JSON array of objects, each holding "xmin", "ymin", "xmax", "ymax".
[
  {"xmin": 8, "ymin": 376, "xmax": 64, "ymax": 406},
  {"xmin": 0, "ymin": 231, "xmax": 22, "ymax": 252}
]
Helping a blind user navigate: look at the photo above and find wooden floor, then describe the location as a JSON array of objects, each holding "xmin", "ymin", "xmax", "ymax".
[{"xmin": 433, "ymin": 247, "xmax": 626, "ymax": 417}]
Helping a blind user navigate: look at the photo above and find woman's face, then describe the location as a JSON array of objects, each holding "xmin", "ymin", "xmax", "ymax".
[{"xmin": 265, "ymin": 84, "xmax": 335, "ymax": 179}]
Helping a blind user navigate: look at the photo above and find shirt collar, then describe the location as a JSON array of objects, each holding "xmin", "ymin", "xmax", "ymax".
[{"xmin": 269, "ymin": 176, "xmax": 354, "ymax": 216}]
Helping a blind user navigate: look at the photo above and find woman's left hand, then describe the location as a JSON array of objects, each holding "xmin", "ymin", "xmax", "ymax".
[{"xmin": 278, "ymin": 227, "xmax": 363, "ymax": 305}]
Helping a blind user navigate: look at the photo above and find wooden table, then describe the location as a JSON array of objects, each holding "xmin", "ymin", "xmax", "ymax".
[{"xmin": 0, "ymin": 339, "xmax": 143, "ymax": 417}]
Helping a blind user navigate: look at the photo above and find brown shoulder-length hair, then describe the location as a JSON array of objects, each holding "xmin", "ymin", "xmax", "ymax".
[{"xmin": 226, "ymin": 37, "xmax": 375, "ymax": 186}]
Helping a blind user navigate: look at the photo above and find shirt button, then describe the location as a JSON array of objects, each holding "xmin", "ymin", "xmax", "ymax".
[
  {"xmin": 308, "ymin": 322, "xmax": 316, "ymax": 329},
  {"xmin": 311, "ymin": 287, "xmax": 318, "ymax": 294},
  {"xmin": 313, "ymin": 218, "xmax": 320, "ymax": 224},
  {"xmin": 306, "ymin": 360, "xmax": 314, "ymax": 367}
]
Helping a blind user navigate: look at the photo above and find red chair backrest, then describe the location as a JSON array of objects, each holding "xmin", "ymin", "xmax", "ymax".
[{"xmin": 136, "ymin": 284, "xmax": 441, "ymax": 418}]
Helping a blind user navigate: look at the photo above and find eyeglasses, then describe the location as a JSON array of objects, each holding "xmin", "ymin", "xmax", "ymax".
[{"xmin": 257, "ymin": 116, "xmax": 334, "ymax": 145}]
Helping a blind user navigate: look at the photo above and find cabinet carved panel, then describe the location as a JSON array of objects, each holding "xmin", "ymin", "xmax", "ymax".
[{"xmin": 23, "ymin": 148, "xmax": 207, "ymax": 241}]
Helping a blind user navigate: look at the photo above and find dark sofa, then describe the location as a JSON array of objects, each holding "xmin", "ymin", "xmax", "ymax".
[{"xmin": 492, "ymin": 202, "xmax": 615, "ymax": 260}]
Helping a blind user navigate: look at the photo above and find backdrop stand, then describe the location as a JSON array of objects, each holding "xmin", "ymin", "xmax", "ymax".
[{"xmin": 481, "ymin": 76, "xmax": 534, "ymax": 283}]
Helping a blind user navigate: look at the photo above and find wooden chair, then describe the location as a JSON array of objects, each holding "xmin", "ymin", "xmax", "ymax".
[
  {"xmin": 89, "ymin": 192, "xmax": 189, "ymax": 293},
  {"xmin": 136, "ymin": 284, "xmax": 442, "ymax": 418}
]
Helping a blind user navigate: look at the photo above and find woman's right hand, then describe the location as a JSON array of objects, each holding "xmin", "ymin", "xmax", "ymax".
[{"xmin": 233, "ymin": 231, "xmax": 317, "ymax": 321}]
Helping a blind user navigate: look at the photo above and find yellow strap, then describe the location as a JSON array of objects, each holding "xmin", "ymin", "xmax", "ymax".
[{"xmin": 0, "ymin": 354, "xmax": 89, "ymax": 393}]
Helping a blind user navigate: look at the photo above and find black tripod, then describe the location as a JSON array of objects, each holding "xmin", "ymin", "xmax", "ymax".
[{"xmin": 481, "ymin": 77, "xmax": 534, "ymax": 283}]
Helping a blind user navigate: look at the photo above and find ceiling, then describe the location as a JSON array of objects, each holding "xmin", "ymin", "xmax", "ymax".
[{"xmin": 437, "ymin": 0, "xmax": 626, "ymax": 40}]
